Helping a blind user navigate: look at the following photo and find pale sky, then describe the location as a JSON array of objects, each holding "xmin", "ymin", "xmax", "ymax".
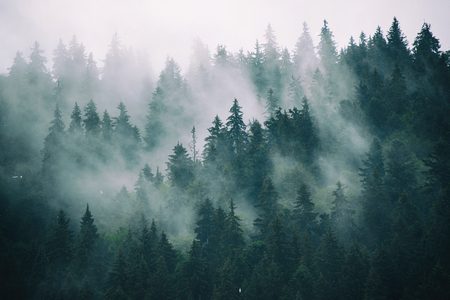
[{"xmin": 1, "ymin": 0, "xmax": 449, "ymax": 75}]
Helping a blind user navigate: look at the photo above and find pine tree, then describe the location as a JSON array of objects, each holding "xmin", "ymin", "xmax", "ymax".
[
  {"xmin": 384, "ymin": 140, "xmax": 418, "ymax": 204},
  {"xmin": 361, "ymin": 168, "xmax": 392, "ymax": 250},
  {"xmin": 280, "ymin": 262, "xmax": 316, "ymax": 300},
  {"xmin": 244, "ymin": 119, "xmax": 271, "ymax": 205},
  {"xmin": 166, "ymin": 142, "xmax": 194, "ymax": 190},
  {"xmin": 226, "ymin": 98, "xmax": 247, "ymax": 155},
  {"xmin": 340, "ymin": 243, "xmax": 370, "ymax": 300},
  {"xmin": 386, "ymin": 17, "xmax": 411, "ymax": 69},
  {"xmin": 151, "ymin": 256, "xmax": 174, "ymax": 300},
  {"xmin": 139, "ymin": 221, "xmax": 158, "ymax": 273},
  {"xmin": 293, "ymin": 22, "xmax": 317, "ymax": 77},
  {"xmin": 155, "ymin": 231, "xmax": 179, "ymax": 274},
  {"xmin": 314, "ymin": 227, "xmax": 345, "ymax": 300},
  {"xmin": 46, "ymin": 210, "xmax": 74, "ymax": 277},
  {"xmin": 360, "ymin": 136, "xmax": 385, "ymax": 190},
  {"xmin": 178, "ymin": 240, "xmax": 210, "ymax": 300},
  {"xmin": 292, "ymin": 182, "xmax": 318, "ymax": 235},
  {"xmin": 101, "ymin": 110, "xmax": 114, "ymax": 142},
  {"xmin": 249, "ymin": 40, "xmax": 267, "ymax": 95},
  {"xmin": 223, "ymin": 198, "xmax": 245, "ymax": 257},
  {"xmin": 68, "ymin": 102, "xmax": 83, "ymax": 134},
  {"xmin": 318, "ymin": 20, "xmax": 338, "ymax": 74},
  {"xmin": 83, "ymin": 100, "xmax": 101, "ymax": 138},
  {"xmin": 78, "ymin": 203, "xmax": 99, "ymax": 253},
  {"xmin": 105, "ymin": 247, "xmax": 130, "ymax": 299},
  {"xmin": 154, "ymin": 166, "xmax": 164, "ymax": 188},
  {"xmin": 254, "ymin": 177, "xmax": 280, "ymax": 239},
  {"xmin": 265, "ymin": 88, "xmax": 279, "ymax": 117},
  {"xmin": 266, "ymin": 215, "xmax": 291, "ymax": 283},
  {"xmin": 194, "ymin": 198, "xmax": 215, "ymax": 246},
  {"xmin": 330, "ymin": 181, "xmax": 355, "ymax": 245},
  {"xmin": 141, "ymin": 162, "xmax": 154, "ymax": 183},
  {"xmin": 42, "ymin": 104, "xmax": 66, "ymax": 181}
]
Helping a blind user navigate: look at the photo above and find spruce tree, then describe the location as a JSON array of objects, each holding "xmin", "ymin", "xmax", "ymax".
[
  {"xmin": 292, "ymin": 182, "xmax": 318, "ymax": 235},
  {"xmin": 223, "ymin": 198, "xmax": 245, "ymax": 257},
  {"xmin": 254, "ymin": 177, "xmax": 280, "ymax": 239},
  {"xmin": 83, "ymin": 99, "xmax": 101, "ymax": 138},
  {"xmin": 330, "ymin": 181, "xmax": 355, "ymax": 245},
  {"xmin": 166, "ymin": 142, "xmax": 194, "ymax": 190}
]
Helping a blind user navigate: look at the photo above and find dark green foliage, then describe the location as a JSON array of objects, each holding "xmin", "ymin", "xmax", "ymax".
[
  {"xmin": 68, "ymin": 102, "xmax": 83, "ymax": 134},
  {"xmin": 101, "ymin": 110, "xmax": 113, "ymax": 141},
  {"xmin": 330, "ymin": 181, "xmax": 355, "ymax": 245},
  {"xmin": 178, "ymin": 240, "xmax": 211, "ymax": 300},
  {"xmin": 155, "ymin": 231, "xmax": 179, "ymax": 274},
  {"xmin": 280, "ymin": 263, "xmax": 316, "ymax": 300},
  {"xmin": 46, "ymin": 209, "xmax": 74, "ymax": 270},
  {"xmin": 151, "ymin": 256, "xmax": 174, "ymax": 300},
  {"xmin": 2, "ymin": 19, "xmax": 450, "ymax": 300},
  {"xmin": 384, "ymin": 140, "xmax": 418, "ymax": 204},
  {"xmin": 244, "ymin": 119, "xmax": 271, "ymax": 205},
  {"xmin": 254, "ymin": 177, "xmax": 280, "ymax": 239},
  {"xmin": 314, "ymin": 227, "xmax": 345, "ymax": 300},
  {"xmin": 194, "ymin": 198, "xmax": 215, "ymax": 246},
  {"xmin": 292, "ymin": 182, "xmax": 318, "ymax": 235},
  {"xmin": 340, "ymin": 243, "xmax": 370, "ymax": 300},
  {"xmin": 224, "ymin": 198, "xmax": 245, "ymax": 257},
  {"xmin": 83, "ymin": 99, "xmax": 101, "ymax": 137},
  {"xmin": 166, "ymin": 142, "xmax": 194, "ymax": 190},
  {"xmin": 105, "ymin": 248, "xmax": 129, "ymax": 299}
]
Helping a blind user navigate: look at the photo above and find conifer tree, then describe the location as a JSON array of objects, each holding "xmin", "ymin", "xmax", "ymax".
[
  {"xmin": 101, "ymin": 109, "xmax": 113, "ymax": 142},
  {"xmin": 194, "ymin": 198, "xmax": 215, "ymax": 246},
  {"xmin": 42, "ymin": 104, "xmax": 66, "ymax": 181},
  {"xmin": 244, "ymin": 119, "xmax": 271, "ymax": 205},
  {"xmin": 155, "ymin": 231, "xmax": 179, "ymax": 274},
  {"xmin": 254, "ymin": 177, "xmax": 280, "ymax": 239},
  {"xmin": 151, "ymin": 256, "xmax": 174, "ymax": 300},
  {"xmin": 265, "ymin": 88, "xmax": 279, "ymax": 117},
  {"xmin": 46, "ymin": 209, "xmax": 74, "ymax": 280},
  {"xmin": 141, "ymin": 162, "xmax": 154, "ymax": 183},
  {"xmin": 223, "ymin": 198, "xmax": 245, "ymax": 257},
  {"xmin": 386, "ymin": 17, "xmax": 411, "ymax": 69},
  {"xmin": 105, "ymin": 247, "xmax": 129, "ymax": 299},
  {"xmin": 166, "ymin": 142, "xmax": 194, "ymax": 190},
  {"xmin": 292, "ymin": 182, "xmax": 318, "ymax": 235},
  {"xmin": 384, "ymin": 140, "xmax": 418, "ymax": 204},
  {"xmin": 330, "ymin": 181, "xmax": 355, "ymax": 245},
  {"xmin": 293, "ymin": 22, "xmax": 317, "ymax": 77},
  {"xmin": 83, "ymin": 100, "xmax": 101, "ymax": 138},
  {"xmin": 315, "ymin": 227, "xmax": 345, "ymax": 300},
  {"xmin": 68, "ymin": 102, "xmax": 83, "ymax": 134},
  {"xmin": 317, "ymin": 20, "xmax": 338, "ymax": 74},
  {"xmin": 178, "ymin": 240, "xmax": 210, "ymax": 300},
  {"xmin": 226, "ymin": 98, "xmax": 247, "ymax": 155}
]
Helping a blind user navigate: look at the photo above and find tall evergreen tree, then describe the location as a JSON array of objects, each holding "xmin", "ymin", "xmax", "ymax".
[
  {"xmin": 330, "ymin": 181, "xmax": 355, "ymax": 245},
  {"xmin": 68, "ymin": 102, "xmax": 83, "ymax": 134},
  {"xmin": 83, "ymin": 100, "xmax": 101, "ymax": 138},
  {"xmin": 223, "ymin": 198, "xmax": 245, "ymax": 257},
  {"xmin": 254, "ymin": 177, "xmax": 280, "ymax": 239},
  {"xmin": 166, "ymin": 142, "xmax": 194, "ymax": 190},
  {"xmin": 292, "ymin": 182, "xmax": 318, "ymax": 235}
]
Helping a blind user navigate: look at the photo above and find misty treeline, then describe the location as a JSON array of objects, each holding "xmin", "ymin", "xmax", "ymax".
[{"xmin": 1, "ymin": 16, "xmax": 450, "ymax": 300}]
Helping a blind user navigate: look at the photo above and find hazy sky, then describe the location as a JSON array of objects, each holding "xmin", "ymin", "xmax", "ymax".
[{"xmin": 1, "ymin": 0, "xmax": 449, "ymax": 75}]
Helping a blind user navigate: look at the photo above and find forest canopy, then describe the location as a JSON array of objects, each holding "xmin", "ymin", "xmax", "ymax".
[{"xmin": 1, "ymin": 18, "xmax": 450, "ymax": 300}]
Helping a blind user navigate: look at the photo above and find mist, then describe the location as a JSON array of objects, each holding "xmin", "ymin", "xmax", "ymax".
[{"xmin": 1, "ymin": 6, "xmax": 449, "ymax": 299}]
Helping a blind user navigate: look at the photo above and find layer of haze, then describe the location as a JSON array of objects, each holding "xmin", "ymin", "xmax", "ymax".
[{"xmin": 1, "ymin": 0, "xmax": 449, "ymax": 74}]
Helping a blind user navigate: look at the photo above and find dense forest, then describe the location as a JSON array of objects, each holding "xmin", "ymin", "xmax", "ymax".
[{"xmin": 1, "ymin": 17, "xmax": 450, "ymax": 300}]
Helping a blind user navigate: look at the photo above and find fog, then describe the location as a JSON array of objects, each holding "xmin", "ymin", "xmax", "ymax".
[
  {"xmin": 1, "ymin": 0, "xmax": 448, "ymax": 74},
  {"xmin": 1, "ymin": 0, "xmax": 448, "ymax": 247}
]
